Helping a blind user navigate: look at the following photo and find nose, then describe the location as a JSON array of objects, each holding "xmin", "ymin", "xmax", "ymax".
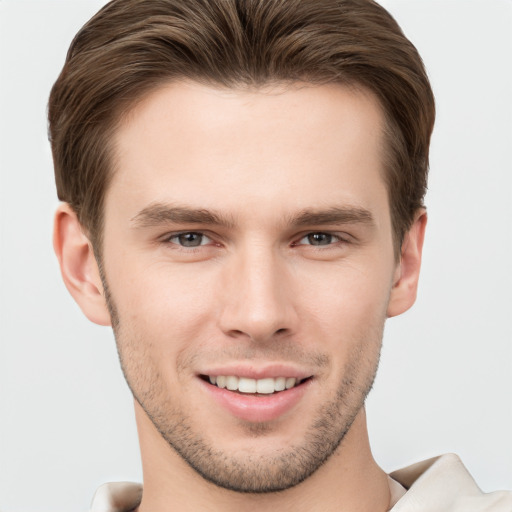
[{"xmin": 218, "ymin": 247, "xmax": 298, "ymax": 343}]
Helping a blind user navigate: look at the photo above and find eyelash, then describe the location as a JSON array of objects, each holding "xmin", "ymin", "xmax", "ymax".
[
  {"xmin": 163, "ymin": 232, "xmax": 216, "ymax": 250},
  {"xmin": 293, "ymin": 232, "xmax": 346, "ymax": 248},
  {"xmin": 161, "ymin": 231, "xmax": 350, "ymax": 250}
]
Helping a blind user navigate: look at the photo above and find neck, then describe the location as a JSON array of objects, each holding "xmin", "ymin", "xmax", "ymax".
[{"xmin": 135, "ymin": 402, "xmax": 390, "ymax": 512}]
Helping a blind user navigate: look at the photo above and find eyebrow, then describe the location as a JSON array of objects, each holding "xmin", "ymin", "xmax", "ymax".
[
  {"xmin": 131, "ymin": 203, "xmax": 236, "ymax": 229},
  {"xmin": 131, "ymin": 202, "xmax": 374, "ymax": 229},
  {"xmin": 290, "ymin": 206, "xmax": 375, "ymax": 227}
]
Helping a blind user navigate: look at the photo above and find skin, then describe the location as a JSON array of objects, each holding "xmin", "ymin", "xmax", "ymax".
[{"xmin": 54, "ymin": 81, "xmax": 426, "ymax": 512}]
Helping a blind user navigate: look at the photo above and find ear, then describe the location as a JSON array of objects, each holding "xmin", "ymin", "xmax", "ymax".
[
  {"xmin": 53, "ymin": 203, "xmax": 111, "ymax": 326},
  {"xmin": 387, "ymin": 209, "xmax": 427, "ymax": 318}
]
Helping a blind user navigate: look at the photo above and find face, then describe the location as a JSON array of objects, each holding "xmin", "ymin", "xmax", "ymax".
[{"xmin": 101, "ymin": 82, "xmax": 399, "ymax": 492}]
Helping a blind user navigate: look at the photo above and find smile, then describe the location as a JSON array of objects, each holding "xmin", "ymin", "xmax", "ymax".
[
  {"xmin": 199, "ymin": 372, "xmax": 313, "ymax": 422},
  {"xmin": 206, "ymin": 375, "xmax": 307, "ymax": 394}
]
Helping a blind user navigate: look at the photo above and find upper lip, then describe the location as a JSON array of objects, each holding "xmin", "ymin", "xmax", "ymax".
[{"xmin": 197, "ymin": 364, "xmax": 313, "ymax": 380}]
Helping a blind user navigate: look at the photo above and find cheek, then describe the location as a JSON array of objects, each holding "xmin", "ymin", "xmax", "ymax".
[
  {"xmin": 299, "ymin": 260, "xmax": 393, "ymax": 332},
  {"xmin": 107, "ymin": 257, "xmax": 220, "ymax": 354},
  {"xmin": 105, "ymin": 241, "xmax": 394, "ymax": 358}
]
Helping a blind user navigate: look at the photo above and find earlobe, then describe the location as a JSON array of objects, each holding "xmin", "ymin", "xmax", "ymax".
[
  {"xmin": 53, "ymin": 203, "xmax": 111, "ymax": 326},
  {"xmin": 387, "ymin": 210, "xmax": 427, "ymax": 318}
]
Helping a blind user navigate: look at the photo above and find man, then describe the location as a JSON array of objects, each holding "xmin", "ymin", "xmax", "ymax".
[{"xmin": 47, "ymin": 0, "xmax": 511, "ymax": 511}]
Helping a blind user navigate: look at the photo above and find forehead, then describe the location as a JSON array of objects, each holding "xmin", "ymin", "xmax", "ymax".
[{"xmin": 108, "ymin": 81, "xmax": 389, "ymax": 229}]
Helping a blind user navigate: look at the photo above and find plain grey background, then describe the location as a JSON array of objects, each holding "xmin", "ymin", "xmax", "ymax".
[{"xmin": 0, "ymin": 1, "xmax": 511, "ymax": 510}]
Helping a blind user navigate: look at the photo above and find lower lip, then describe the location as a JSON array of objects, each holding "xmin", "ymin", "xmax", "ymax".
[{"xmin": 199, "ymin": 378, "xmax": 312, "ymax": 423}]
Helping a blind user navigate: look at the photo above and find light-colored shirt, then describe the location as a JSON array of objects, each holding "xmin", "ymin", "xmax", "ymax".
[{"xmin": 89, "ymin": 453, "xmax": 512, "ymax": 511}]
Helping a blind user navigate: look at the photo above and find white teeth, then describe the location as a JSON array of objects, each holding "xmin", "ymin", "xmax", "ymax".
[
  {"xmin": 274, "ymin": 377, "xmax": 286, "ymax": 391},
  {"xmin": 226, "ymin": 375, "xmax": 238, "ymax": 391},
  {"xmin": 285, "ymin": 377, "xmax": 296, "ymax": 389},
  {"xmin": 256, "ymin": 378, "xmax": 275, "ymax": 394},
  {"xmin": 238, "ymin": 377, "xmax": 257, "ymax": 393},
  {"xmin": 208, "ymin": 375, "xmax": 303, "ymax": 394}
]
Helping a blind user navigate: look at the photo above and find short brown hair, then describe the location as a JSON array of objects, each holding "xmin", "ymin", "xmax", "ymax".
[{"xmin": 48, "ymin": 0, "xmax": 435, "ymax": 254}]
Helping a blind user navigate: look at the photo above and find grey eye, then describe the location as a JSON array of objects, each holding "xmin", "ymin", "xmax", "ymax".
[
  {"xmin": 172, "ymin": 232, "xmax": 207, "ymax": 247},
  {"xmin": 305, "ymin": 233, "xmax": 334, "ymax": 246}
]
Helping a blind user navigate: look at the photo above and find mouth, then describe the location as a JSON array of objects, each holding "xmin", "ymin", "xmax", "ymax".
[
  {"xmin": 200, "ymin": 375, "xmax": 312, "ymax": 395},
  {"xmin": 198, "ymin": 370, "xmax": 314, "ymax": 422}
]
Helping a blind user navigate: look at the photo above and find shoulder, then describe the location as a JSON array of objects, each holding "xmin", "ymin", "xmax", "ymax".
[
  {"xmin": 389, "ymin": 453, "xmax": 512, "ymax": 512},
  {"xmin": 89, "ymin": 481, "xmax": 142, "ymax": 512}
]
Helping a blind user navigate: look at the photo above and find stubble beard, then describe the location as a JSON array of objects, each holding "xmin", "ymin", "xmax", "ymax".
[{"xmin": 102, "ymin": 278, "xmax": 383, "ymax": 494}]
